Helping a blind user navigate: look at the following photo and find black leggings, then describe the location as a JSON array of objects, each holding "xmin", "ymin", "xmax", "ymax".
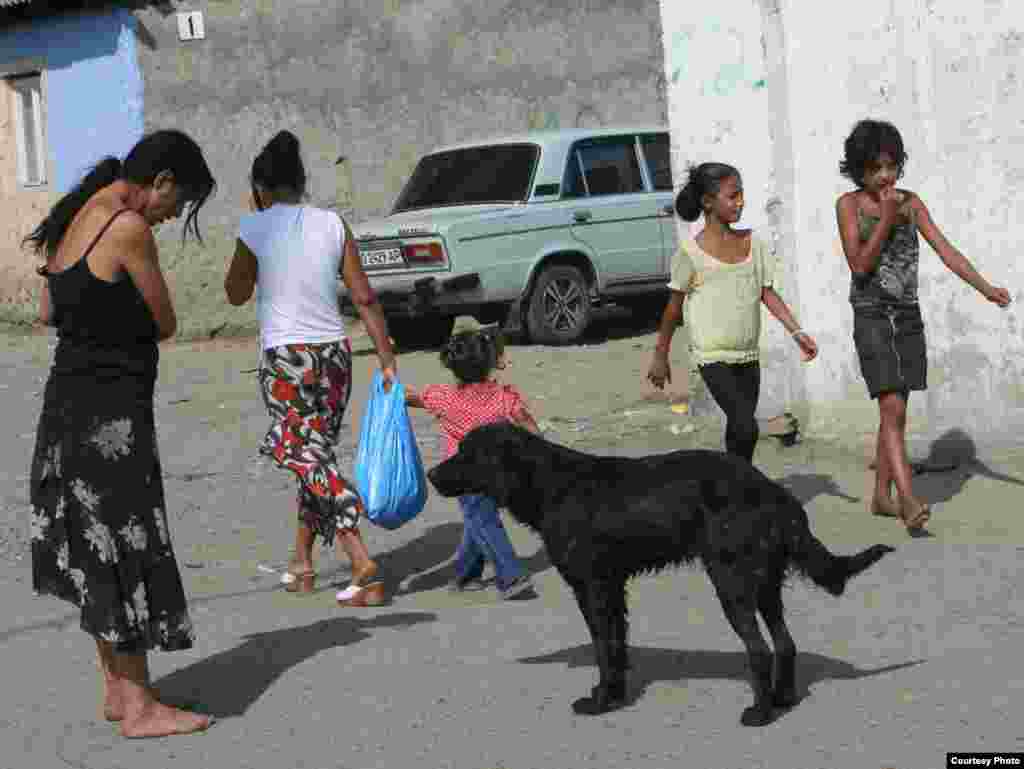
[{"xmin": 698, "ymin": 361, "xmax": 761, "ymax": 463}]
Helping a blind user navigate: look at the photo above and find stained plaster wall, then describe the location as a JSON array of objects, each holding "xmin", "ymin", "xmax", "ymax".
[
  {"xmin": 130, "ymin": 0, "xmax": 668, "ymax": 338},
  {"xmin": 659, "ymin": 0, "xmax": 1024, "ymax": 445}
]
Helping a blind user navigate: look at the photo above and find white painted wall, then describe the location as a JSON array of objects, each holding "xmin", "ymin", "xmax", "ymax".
[{"xmin": 659, "ymin": 0, "xmax": 1024, "ymax": 446}]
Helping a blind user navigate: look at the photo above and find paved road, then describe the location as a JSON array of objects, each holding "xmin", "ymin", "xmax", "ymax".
[{"xmin": 2, "ymin": 333, "xmax": 1023, "ymax": 769}]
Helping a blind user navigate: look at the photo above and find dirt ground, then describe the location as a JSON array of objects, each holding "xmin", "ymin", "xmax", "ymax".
[{"xmin": 4, "ymin": 311, "xmax": 1024, "ymax": 769}]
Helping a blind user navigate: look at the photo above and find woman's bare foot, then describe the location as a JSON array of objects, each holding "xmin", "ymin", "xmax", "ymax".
[
  {"xmin": 120, "ymin": 701, "xmax": 213, "ymax": 739},
  {"xmin": 105, "ymin": 685, "xmax": 162, "ymax": 721}
]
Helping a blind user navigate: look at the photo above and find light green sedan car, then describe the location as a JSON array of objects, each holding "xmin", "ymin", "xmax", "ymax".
[{"xmin": 340, "ymin": 126, "xmax": 679, "ymax": 347}]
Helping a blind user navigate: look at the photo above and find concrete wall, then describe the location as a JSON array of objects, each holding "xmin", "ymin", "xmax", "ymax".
[
  {"xmin": 659, "ymin": 0, "xmax": 1024, "ymax": 445},
  {"xmin": 0, "ymin": 8, "xmax": 144, "ymax": 324},
  {"xmin": 130, "ymin": 0, "xmax": 667, "ymax": 339}
]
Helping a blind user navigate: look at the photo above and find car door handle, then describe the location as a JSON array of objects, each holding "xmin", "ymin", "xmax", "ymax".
[{"xmin": 572, "ymin": 210, "xmax": 592, "ymax": 223}]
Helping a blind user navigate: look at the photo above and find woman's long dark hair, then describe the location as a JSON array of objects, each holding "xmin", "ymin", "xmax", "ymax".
[{"xmin": 23, "ymin": 129, "xmax": 216, "ymax": 261}]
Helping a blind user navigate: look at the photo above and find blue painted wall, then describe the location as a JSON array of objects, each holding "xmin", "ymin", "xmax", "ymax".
[{"xmin": 0, "ymin": 8, "xmax": 143, "ymax": 193}]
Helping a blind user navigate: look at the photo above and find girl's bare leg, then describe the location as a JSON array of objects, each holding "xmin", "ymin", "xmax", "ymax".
[
  {"xmin": 878, "ymin": 392, "xmax": 930, "ymax": 529},
  {"xmin": 870, "ymin": 425, "xmax": 900, "ymax": 517}
]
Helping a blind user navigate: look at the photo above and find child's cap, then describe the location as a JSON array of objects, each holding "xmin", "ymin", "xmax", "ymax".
[
  {"xmin": 451, "ymin": 316, "xmax": 500, "ymax": 337},
  {"xmin": 450, "ymin": 315, "xmax": 504, "ymax": 354}
]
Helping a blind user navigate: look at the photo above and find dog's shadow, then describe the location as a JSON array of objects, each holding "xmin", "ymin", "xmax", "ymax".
[
  {"xmin": 154, "ymin": 612, "xmax": 436, "ymax": 719},
  {"xmin": 777, "ymin": 473, "xmax": 861, "ymax": 506},
  {"xmin": 519, "ymin": 644, "xmax": 921, "ymax": 715}
]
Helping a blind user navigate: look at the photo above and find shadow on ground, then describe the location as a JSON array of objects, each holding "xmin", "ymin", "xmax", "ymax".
[
  {"xmin": 373, "ymin": 522, "xmax": 463, "ymax": 595},
  {"xmin": 778, "ymin": 472, "xmax": 861, "ymax": 506},
  {"xmin": 399, "ymin": 536, "xmax": 552, "ymax": 595},
  {"xmin": 520, "ymin": 643, "xmax": 922, "ymax": 717},
  {"xmin": 155, "ymin": 612, "xmax": 436, "ymax": 718},
  {"xmin": 911, "ymin": 428, "xmax": 1024, "ymax": 509}
]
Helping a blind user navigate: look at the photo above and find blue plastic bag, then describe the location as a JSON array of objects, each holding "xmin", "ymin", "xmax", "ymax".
[{"xmin": 354, "ymin": 371, "xmax": 428, "ymax": 529}]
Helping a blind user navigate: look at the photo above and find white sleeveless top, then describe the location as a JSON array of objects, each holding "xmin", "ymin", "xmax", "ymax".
[{"xmin": 238, "ymin": 204, "xmax": 347, "ymax": 351}]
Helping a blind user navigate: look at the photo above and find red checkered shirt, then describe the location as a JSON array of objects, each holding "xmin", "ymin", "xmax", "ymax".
[{"xmin": 420, "ymin": 380, "xmax": 528, "ymax": 459}]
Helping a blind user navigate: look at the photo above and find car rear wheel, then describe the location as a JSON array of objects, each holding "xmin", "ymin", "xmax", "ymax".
[
  {"xmin": 526, "ymin": 265, "xmax": 593, "ymax": 345},
  {"xmin": 387, "ymin": 315, "xmax": 455, "ymax": 351}
]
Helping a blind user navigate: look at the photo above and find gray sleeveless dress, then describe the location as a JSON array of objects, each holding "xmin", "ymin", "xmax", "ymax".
[{"xmin": 849, "ymin": 207, "xmax": 927, "ymax": 399}]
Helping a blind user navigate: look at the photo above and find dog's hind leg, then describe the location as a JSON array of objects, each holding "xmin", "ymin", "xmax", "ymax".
[
  {"xmin": 608, "ymin": 579, "xmax": 630, "ymax": 679},
  {"xmin": 570, "ymin": 577, "xmax": 628, "ymax": 716},
  {"xmin": 566, "ymin": 576, "xmax": 599, "ymax": 643},
  {"xmin": 757, "ymin": 577, "xmax": 798, "ymax": 710},
  {"xmin": 706, "ymin": 564, "xmax": 775, "ymax": 726}
]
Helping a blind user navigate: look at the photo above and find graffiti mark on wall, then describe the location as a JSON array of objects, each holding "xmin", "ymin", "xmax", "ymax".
[
  {"xmin": 527, "ymin": 109, "xmax": 560, "ymax": 131},
  {"xmin": 667, "ymin": 20, "xmax": 766, "ymax": 97}
]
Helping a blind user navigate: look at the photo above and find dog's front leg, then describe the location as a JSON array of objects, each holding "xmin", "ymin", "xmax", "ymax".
[{"xmin": 571, "ymin": 578, "xmax": 627, "ymax": 716}]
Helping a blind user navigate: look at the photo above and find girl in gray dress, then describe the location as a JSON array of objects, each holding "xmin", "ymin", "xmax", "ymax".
[{"xmin": 836, "ymin": 119, "xmax": 1011, "ymax": 534}]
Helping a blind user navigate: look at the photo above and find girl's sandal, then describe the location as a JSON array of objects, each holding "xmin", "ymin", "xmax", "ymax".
[
  {"xmin": 336, "ymin": 581, "xmax": 386, "ymax": 607},
  {"xmin": 350, "ymin": 560, "xmax": 379, "ymax": 588},
  {"xmin": 281, "ymin": 568, "xmax": 316, "ymax": 594}
]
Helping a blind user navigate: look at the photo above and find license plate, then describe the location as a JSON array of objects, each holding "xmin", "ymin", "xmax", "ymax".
[{"xmin": 361, "ymin": 246, "xmax": 404, "ymax": 267}]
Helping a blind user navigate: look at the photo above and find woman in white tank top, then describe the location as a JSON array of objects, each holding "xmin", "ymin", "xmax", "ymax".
[{"xmin": 224, "ymin": 130, "xmax": 396, "ymax": 607}]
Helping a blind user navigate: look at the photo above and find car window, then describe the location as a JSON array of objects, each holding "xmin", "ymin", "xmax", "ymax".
[
  {"xmin": 392, "ymin": 144, "xmax": 539, "ymax": 212},
  {"xmin": 640, "ymin": 134, "xmax": 673, "ymax": 191},
  {"xmin": 563, "ymin": 137, "xmax": 645, "ymax": 198}
]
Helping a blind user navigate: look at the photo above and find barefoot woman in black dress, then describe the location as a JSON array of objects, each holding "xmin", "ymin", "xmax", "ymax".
[{"xmin": 26, "ymin": 130, "xmax": 216, "ymax": 738}]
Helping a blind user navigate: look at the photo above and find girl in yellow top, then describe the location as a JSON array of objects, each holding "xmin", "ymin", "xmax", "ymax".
[{"xmin": 647, "ymin": 162, "xmax": 818, "ymax": 462}]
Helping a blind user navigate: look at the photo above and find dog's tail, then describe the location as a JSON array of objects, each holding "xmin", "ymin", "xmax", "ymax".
[{"xmin": 793, "ymin": 537, "xmax": 895, "ymax": 597}]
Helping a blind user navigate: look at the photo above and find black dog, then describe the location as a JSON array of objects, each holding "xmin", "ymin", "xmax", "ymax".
[{"xmin": 427, "ymin": 422, "xmax": 894, "ymax": 726}]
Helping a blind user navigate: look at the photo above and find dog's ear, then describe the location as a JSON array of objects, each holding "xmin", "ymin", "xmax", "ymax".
[
  {"xmin": 487, "ymin": 464, "xmax": 515, "ymax": 508},
  {"xmin": 461, "ymin": 427, "xmax": 518, "ymax": 507}
]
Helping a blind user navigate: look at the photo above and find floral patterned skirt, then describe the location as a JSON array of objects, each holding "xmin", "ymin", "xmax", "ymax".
[
  {"xmin": 258, "ymin": 339, "xmax": 364, "ymax": 545},
  {"xmin": 29, "ymin": 375, "xmax": 194, "ymax": 653}
]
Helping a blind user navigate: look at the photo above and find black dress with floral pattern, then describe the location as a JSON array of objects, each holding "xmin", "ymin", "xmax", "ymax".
[{"xmin": 30, "ymin": 210, "xmax": 195, "ymax": 653}]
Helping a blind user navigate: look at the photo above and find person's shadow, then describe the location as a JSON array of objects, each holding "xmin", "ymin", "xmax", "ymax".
[
  {"xmin": 909, "ymin": 428, "xmax": 1024, "ymax": 508},
  {"xmin": 372, "ymin": 522, "xmax": 464, "ymax": 596},
  {"xmin": 396, "ymin": 524, "xmax": 552, "ymax": 594},
  {"xmin": 309, "ymin": 522, "xmax": 463, "ymax": 597},
  {"xmin": 519, "ymin": 643, "xmax": 922, "ymax": 720},
  {"xmin": 154, "ymin": 612, "xmax": 436, "ymax": 719}
]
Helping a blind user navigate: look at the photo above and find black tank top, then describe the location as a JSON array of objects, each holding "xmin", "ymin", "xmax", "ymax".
[{"xmin": 42, "ymin": 209, "xmax": 160, "ymax": 388}]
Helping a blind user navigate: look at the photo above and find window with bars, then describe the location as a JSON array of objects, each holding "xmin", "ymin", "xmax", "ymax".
[{"xmin": 8, "ymin": 72, "xmax": 46, "ymax": 187}]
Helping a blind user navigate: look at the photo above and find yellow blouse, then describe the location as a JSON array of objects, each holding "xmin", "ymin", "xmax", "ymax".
[{"xmin": 667, "ymin": 233, "xmax": 777, "ymax": 366}]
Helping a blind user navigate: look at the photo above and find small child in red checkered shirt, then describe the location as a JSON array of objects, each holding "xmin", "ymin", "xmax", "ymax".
[{"xmin": 405, "ymin": 318, "xmax": 540, "ymax": 600}]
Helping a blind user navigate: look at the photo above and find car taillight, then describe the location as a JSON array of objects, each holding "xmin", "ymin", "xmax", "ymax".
[{"xmin": 401, "ymin": 242, "xmax": 445, "ymax": 263}]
